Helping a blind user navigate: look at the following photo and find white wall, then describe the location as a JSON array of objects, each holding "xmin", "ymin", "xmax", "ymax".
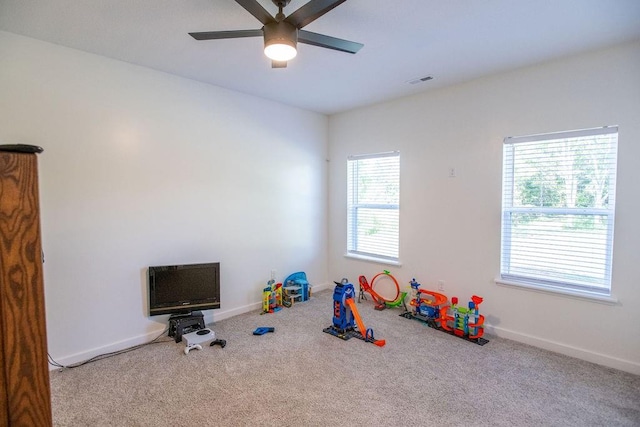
[
  {"xmin": 328, "ymin": 41, "xmax": 640, "ymax": 374},
  {"xmin": 2, "ymin": 30, "xmax": 638, "ymax": 375},
  {"xmin": 0, "ymin": 31, "xmax": 329, "ymax": 365}
]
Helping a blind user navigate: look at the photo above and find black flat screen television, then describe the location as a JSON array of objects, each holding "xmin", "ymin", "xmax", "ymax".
[{"xmin": 148, "ymin": 262, "xmax": 220, "ymax": 316}]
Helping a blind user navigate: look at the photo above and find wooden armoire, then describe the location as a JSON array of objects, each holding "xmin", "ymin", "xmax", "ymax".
[{"xmin": 0, "ymin": 145, "xmax": 52, "ymax": 426}]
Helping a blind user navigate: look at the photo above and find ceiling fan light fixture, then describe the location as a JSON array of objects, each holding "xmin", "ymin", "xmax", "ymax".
[
  {"xmin": 263, "ymin": 21, "xmax": 298, "ymax": 62},
  {"xmin": 264, "ymin": 42, "xmax": 297, "ymax": 61}
]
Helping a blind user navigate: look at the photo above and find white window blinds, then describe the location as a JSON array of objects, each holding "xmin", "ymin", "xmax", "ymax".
[
  {"xmin": 347, "ymin": 151, "xmax": 400, "ymax": 262},
  {"xmin": 501, "ymin": 127, "xmax": 618, "ymax": 295}
]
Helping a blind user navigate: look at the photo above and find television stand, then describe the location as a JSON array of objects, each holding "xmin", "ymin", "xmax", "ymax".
[{"xmin": 168, "ymin": 311, "xmax": 205, "ymax": 343}]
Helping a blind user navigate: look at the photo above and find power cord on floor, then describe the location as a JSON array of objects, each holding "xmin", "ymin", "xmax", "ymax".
[{"xmin": 48, "ymin": 327, "xmax": 172, "ymax": 370}]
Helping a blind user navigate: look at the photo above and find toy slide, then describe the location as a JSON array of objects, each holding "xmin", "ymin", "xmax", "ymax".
[{"xmin": 345, "ymin": 298, "xmax": 385, "ymax": 347}]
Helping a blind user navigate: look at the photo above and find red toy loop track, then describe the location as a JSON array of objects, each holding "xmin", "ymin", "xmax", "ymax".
[{"xmin": 359, "ymin": 271, "xmax": 400, "ymax": 304}]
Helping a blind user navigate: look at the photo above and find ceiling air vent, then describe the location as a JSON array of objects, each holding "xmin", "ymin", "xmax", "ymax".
[{"xmin": 408, "ymin": 76, "xmax": 434, "ymax": 85}]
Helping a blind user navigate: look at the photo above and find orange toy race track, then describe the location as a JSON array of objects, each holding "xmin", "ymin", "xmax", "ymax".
[
  {"xmin": 323, "ymin": 281, "xmax": 386, "ymax": 347},
  {"xmin": 401, "ymin": 279, "xmax": 488, "ymax": 345},
  {"xmin": 345, "ymin": 298, "xmax": 385, "ymax": 347},
  {"xmin": 358, "ymin": 273, "xmax": 405, "ymax": 310},
  {"xmin": 409, "ymin": 288, "xmax": 447, "ymax": 308}
]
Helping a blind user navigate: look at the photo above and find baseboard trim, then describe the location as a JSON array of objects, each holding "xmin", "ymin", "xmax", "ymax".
[
  {"xmin": 205, "ymin": 301, "xmax": 261, "ymax": 324},
  {"xmin": 486, "ymin": 324, "xmax": 640, "ymax": 375},
  {"xmin": 310, "ymin": 281, "xmax": 333, "ymax": 293},
  {"xmin": 49, "ymin": 328, "xmax": 169, "ymax": 370},
  {"xmin": 50, "ymin": 282, "xmax": 335, "ymax": 371}
]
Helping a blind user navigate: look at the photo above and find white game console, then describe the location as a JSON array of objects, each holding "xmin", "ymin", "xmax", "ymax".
[{"xmin": 182, "ymin": 328, "xmax": 215, "ymax": 354}]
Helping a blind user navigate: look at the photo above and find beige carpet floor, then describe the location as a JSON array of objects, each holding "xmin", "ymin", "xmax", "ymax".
[{"xmin": 50, "ymin": 288, "xmax": 640, "ymax": 426}]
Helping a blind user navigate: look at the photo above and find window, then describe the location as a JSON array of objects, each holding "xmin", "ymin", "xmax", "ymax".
[
  {"xmin": 347, "ymin": 151, "xmax": 400, "ymax": 263},
  {"xmin": 500, "ymin": 126, "xmax": 618, "ymax": 296}
]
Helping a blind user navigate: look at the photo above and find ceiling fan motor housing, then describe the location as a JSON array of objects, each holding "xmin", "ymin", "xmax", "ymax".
[{"xmin": 263, "ymin": 21, "xmax": 298, "ymax": 50}]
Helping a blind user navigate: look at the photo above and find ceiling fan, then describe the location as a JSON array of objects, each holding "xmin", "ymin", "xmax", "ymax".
[{"xmin": 189, "ymin": 0, "xmax": 363, "ymax": 68}]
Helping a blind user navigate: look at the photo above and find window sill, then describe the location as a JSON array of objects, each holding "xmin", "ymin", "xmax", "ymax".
[
  {"xmin": 495, "ymin": 277, "xmax": 618, "ymax": 305},
  {"xmin": 344, "ymin": 253, "xmax": 402, "ymax": 267}
]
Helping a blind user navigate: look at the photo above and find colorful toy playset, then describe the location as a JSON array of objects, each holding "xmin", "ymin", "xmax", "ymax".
[
  {"xmin": 323, "ymin": 280, "xmax": 385, "ymax": 347},
  {"xmin": 358, "ymin": 270, "xmax": 408, "ymax": 311},
  {"xmin": 262, "ymin": 280, "xmax": 283, "ymax": 314},
  {"xmin": 282, "ymin": 271, "xmax": 311, "ymax": 306},
  {"xmin": 440, "ymin": 295, "xmax": 485, "ymax": 341},
  {"xmin": 407, "ymin": 278, "xmax": 447, "ymax": 328},
  {"xmin": 261, "ymin": 271, "xmax": 313, "ymax": 314},
  {"xmin": 258, "ymin": 272, "xmax": 487, "ymax": 348},
  {"xmin": 400, "ymin": 278, "xmax": 488, "ymax": 345}
]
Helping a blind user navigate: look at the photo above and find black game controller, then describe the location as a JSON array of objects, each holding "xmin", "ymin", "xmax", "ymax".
[{"xmin": 210, "ymin": 339, "xmax": 226, "ymax": 348}]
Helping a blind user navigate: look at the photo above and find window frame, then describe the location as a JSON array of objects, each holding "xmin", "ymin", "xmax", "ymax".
[
  {"xmin": 346, "ymin": 151, "xmax": 400, "ymax": 265},
  {"xmin": 498, "ymin": 126, "xmax": 618, "ymax": 302}
]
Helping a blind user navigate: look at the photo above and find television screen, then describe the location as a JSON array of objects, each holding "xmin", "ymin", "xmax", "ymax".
[{"xmin": 148, "ymin": 262, "xmax": 220, "ymax": 316}]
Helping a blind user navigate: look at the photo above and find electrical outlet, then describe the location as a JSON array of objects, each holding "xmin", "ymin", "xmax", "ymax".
[
  {"xmin": 270, "ymin": 269, "xmax": 277, "ymax": 281},
  {"xmin": 438, "ymin": 280, "xmax": 445, "ymax": 291},
  {"xmin": 448, "ymin": 167, "xmax": 456, "ymax": 178}
]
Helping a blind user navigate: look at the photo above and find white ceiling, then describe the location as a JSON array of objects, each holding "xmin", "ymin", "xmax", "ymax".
[{"xmin": 1, "ymin": 0, "xmax": 639, "ymax": 115}]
